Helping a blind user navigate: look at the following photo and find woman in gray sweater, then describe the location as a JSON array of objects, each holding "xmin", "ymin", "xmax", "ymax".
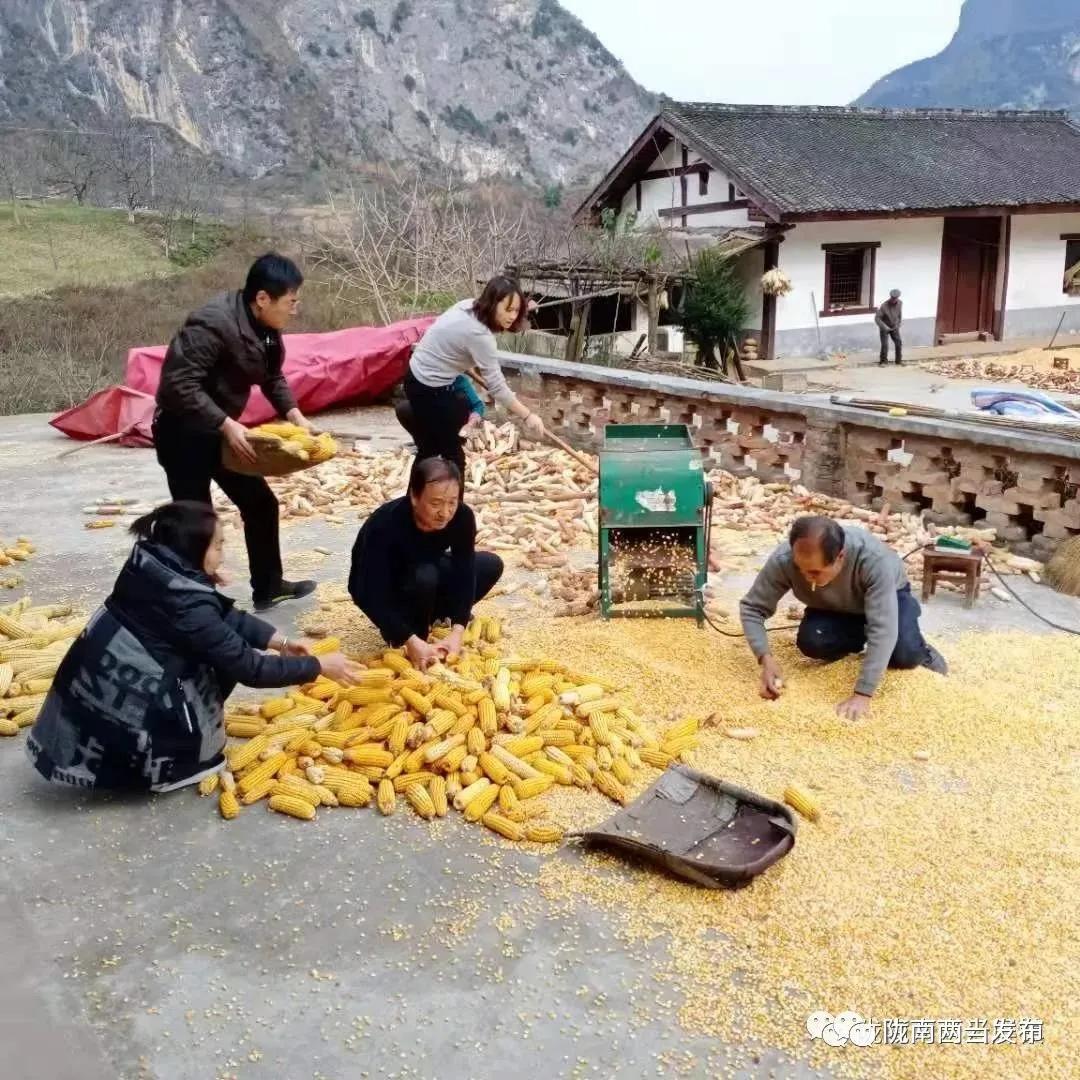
[{"xmin": 404, "ymin": 276, "xmax": 546, "ymax": 471}]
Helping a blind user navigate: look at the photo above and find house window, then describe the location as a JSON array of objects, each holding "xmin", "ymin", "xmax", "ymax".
[
  {"xmin": 728, "ymin": 182, "xmax": 735, "ymax": 203},
  {"xmin": 1064, "ymin": 236, "xmax": 1080, "ymax": 295},
  {"xmin": 699, "ymin": 168, "xmax": 709, "ymax": 196},
  {"xmin": 822, "ymin": 242, "xmax": 879, "ymax": 314}
]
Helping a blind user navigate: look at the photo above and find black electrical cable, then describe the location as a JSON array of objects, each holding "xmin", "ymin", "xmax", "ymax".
[
  {"xmin": 701, "ymin": 545, "xmax": 1080, "ymax": 638},
  {"xmin": 906, "ymin": 544, "xmax": 1080, "ymax": 634},
  {"xmin": 982, "ymin": 552, "xmax": 1080, "ymax": 635},
  {"xmin": 700, "ymin": 602, "xmax": 800, "ymax": 639}
]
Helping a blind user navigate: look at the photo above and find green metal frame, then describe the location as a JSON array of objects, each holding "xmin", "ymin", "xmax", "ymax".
[{"xmin": 597, "ymin": 423, "xmax": 709, "ymax": 625}]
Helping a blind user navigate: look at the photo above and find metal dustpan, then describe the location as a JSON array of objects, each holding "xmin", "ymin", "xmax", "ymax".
[{"xmin": 571, "ymin": 765, "xmax": 797, "ymax": 889}]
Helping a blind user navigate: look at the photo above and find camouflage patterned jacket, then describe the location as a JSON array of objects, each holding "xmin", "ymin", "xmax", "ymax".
[{"xmin": 26, "ymin": 542, "xmax": 320, "ymax": 791}]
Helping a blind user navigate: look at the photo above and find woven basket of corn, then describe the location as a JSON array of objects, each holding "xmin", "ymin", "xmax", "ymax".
[{"xmin": 222, "ymin": 423, "xmax": 337, "ymax": 477}]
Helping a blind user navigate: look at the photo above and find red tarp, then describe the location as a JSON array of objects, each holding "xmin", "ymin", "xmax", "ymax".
[
  {"xmin": 50, "ymin": 386, "xmax": 157, "ymax": 447},
  {"xmin": 124, "ymin": 317, "xmax": 434, "ymax": 426},
  {"xmin": 51, "ymin": 316, "xmax": 435, "ymax": 444}
]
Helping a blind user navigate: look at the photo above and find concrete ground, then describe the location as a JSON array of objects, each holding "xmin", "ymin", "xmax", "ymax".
[
  {"xmin": 805, "ymin": 361, "xmax": 1044, "ymax": 412},
  {"xmin": 3, "ymin": 409, "xmax": 1079, "ymax": 1080},
  {"xmin": 785, "ymin": 333, "xmax": 1077, "ymax": 371},
  {"xmin": 747, "ymin": 336, "xmax": 1080, "ymax": 412}
]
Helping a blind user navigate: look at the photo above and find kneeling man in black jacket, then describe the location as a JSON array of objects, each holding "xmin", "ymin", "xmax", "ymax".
[{"xmin": 349, "ymin": 456, "xmax": 503, "ymax": 670}]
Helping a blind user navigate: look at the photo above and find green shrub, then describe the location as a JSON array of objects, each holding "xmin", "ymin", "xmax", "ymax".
[
  {"xmin": 679, "ymin": 250, "xmax": 749, "ymax": 369},
  {"xmin": 441, "ymin": 104, "xmax": 486, "ymax": 138}
]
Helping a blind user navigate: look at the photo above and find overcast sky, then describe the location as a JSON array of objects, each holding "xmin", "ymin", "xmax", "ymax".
[{"xmin": 559, "ymin": 0, "xmax": 966, "ymax": 105}]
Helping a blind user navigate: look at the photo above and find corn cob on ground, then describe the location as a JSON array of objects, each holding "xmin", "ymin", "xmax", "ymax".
[
  {"xmin": 198, "ymin": 615, "xmax": 699, "ymax": 843},
  {"xmin": 0, "ymin": 593, "xmax": 83, "ymax": 738}
]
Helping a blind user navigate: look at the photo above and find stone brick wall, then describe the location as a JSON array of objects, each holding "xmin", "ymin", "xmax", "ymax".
[{"xmin": 499, "ymin": 352, "xmax": 1080, "ymax": 557}]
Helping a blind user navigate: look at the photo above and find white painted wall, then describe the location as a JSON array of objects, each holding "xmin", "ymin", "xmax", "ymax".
[
  {"xmin": 775, "ymin": 218, "xmax": 945, "ymax": 332},
  {"xmin": 737, "ymin": 246, "xmax": 765, "ymax": 331},
  {"xmin": 619, "ymin": 143, "xmax": 751, "ymax": 228},
  {"xmin": 1006, "ymin": 212, "xmax": 1080, "ymax": 313}
]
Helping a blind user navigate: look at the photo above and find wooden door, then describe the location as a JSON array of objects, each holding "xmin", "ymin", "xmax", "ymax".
[{"xmin": 936, "ymin": 217, "xmax": 1000, "ymax": 341}]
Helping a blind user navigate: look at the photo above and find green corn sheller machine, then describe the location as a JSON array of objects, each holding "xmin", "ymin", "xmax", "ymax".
[{"xmin": 598, "ymin": 424, "xmax": 712, "ymax": 624}]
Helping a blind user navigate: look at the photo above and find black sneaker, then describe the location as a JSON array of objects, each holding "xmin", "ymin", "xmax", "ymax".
[
  {"xmin": 922, "ymin": 644, "xmax": 948, "ymax": 676},
  {"xmin": 878, "ymin": 360, "xmax": 888, "ymax": 366},
  {"xmin": 253, "ymin": 579, "xmax": 317, "ymax": 612}
]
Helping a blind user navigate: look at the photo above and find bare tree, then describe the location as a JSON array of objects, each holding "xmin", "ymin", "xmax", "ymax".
[
  {"xmin": 151, "ymin": 159, "xmax": 184, "ymax": 261},
  {"xmin": 0, "ymin": 134, "xmax": 40, "ymax": 225},
  {"xmin": 307, "ymin": 167, "xmax": 534, "ymax": 324},
  {"xmin": 102, "ymin": 114, "xmax": 152, "ymax": 224},
  {"xmin": 41, "ymin": 132, "xmax": 102, "ymax": 205},
  {"xmin": 178, "ymin": 153, "xmax": 217, "ymax": 242}
]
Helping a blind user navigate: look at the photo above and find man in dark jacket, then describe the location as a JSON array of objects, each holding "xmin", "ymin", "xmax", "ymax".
[
  {"xmin": 154, "ymin": 253, "xmax": 316, "ymax": 610},
  {"xmin": 876, "ymin": 289, "xmax": 903, "ymax": 365}
]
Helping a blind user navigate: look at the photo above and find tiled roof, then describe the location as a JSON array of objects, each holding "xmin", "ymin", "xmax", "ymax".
[{"xmin": 658, "ymin": 104, "xmax": 1080, "ymax": 216}]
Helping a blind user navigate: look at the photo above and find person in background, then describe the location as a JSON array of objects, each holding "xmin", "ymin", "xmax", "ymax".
[
  {"xmin": 739, "ymin": 515, "xmax": 946, "ymax": 721},
  {"xmin": 395, "ymin": 374, "xmax": 485, "ymax": 449},
  {"xmin": 454, "ymin": 374, "xmax": 487, "ymax": 434},
  {"xmin": 348, "ymin": 456, "xmax": 503, "ymax": 671},
  {"xmin": 26, "ymin": 502, "xmax": 361, "ymax": 793},
  {"xmin": 154, "ymin": 252, "xmax": 318, "ymax": 611},
  {"xmin": 876, "ymin": 288, "xmax": 903, "ymax": 366},
  {"xmin": 403, "ymin": 276, "xmax": 546, "ymax": 473}
]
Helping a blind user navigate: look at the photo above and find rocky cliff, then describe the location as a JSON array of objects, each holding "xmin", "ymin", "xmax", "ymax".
[{"xmin": 0, "ymin": 0, "xmax": 657, "ymax": 183}]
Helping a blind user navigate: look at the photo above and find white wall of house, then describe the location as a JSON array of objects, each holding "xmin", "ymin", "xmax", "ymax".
[
  {"xmin": 1005, "ymin": 213, "xmax": 1080, "ymax": 339},
  {"xmin": 776, "ymin": 218, "xmax": 944, "ymax": 330},
  {"xmin": 619, "ymin": 143, "xmax": 752, "ymax": 229},
  {"xmin": 737, "ymin": 246, "xmax": 765, "ymax": 332},
  {"xmin": 773, "ymin": 217, "xmax": 945, "ymax": 353}
]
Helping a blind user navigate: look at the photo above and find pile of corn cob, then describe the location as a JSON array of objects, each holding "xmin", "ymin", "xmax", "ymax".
[
  {"xmin": 707, "ymin": 474, "xmax": 1045, "ymax": 591},
  {"xmin": 217, "ymin": 420, "xmax": 600, "ymax": 557},
  {"xmin": 0, "ymin": 597, "xmax": 84, "ymax": 736},
  {"xmin": 921, "ymin": 347, "xmax": 1080, "ymax": 396},
  {"xmin": 248, "ymin": 422, "xmax": 337, "ymax": 466},
  {"xmin": 0, "ymin": 536, "xmax": 35, "ymax": 583},
  {"xmin": 232, "ymin": 416, "xmax": 1042, "ymax": 598},
  {"xmin": 201, "ymin": 616, "xmax": 699, "ymax": 840}
]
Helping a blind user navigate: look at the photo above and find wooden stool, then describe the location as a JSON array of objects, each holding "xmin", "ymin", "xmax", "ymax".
[{"xmin": 920, "ymin": 546, "xmax": 984, "ymax": 609}]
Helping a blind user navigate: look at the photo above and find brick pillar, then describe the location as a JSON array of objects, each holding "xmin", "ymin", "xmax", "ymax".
[{"xmin": 800, "ymin": 417, "xmax": 845, "ymax": 496}]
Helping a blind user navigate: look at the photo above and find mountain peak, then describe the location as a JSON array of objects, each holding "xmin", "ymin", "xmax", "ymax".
[{"xmin": 856, "ymin": 0, "xmax": 1080, "ymax": 112}]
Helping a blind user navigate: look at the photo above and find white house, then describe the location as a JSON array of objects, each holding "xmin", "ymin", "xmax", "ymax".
[{"xmin": 574, "ymin": 104, "xmax": 1080, "ymax": 361}]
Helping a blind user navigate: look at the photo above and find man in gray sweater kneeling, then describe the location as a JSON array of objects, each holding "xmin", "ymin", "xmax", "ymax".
[{"xmin": 739, "ymin": 515, "xmax": 947, "ymax": 720}]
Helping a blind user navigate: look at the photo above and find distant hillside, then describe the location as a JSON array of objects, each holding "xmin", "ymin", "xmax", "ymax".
[
  {"xmin": 857, "ymin": 0, "xmax": 1080, "ymax": 112},
  {"xmin": 0, "ymin": 0, "xmax": 657, "ymax": 184}
]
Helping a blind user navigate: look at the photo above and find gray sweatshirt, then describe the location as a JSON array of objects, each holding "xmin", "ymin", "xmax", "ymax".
[
  {"xmin": 739, "ymin": 526, "xmax": 909, "ymax": 696},
  {"xmin": 875, "ymin": 299, "xmax": 902, "ymax": 332},
  {"xmin": 409, "ymin": 300, "xmax": 516, "ymax": 406}
]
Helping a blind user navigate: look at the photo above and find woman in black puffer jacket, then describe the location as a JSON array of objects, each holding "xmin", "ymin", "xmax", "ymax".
[{"xmin": 27, "ymin": 501, "xmax": 360, "ymax": 793}]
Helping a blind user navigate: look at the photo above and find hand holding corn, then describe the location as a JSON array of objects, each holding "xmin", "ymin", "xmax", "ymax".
[
  {"xmin": 405, "ymin": 635, "xmax": 443, "ymax": 672},
  {"xmin": 759, "ymin": 655, "xmax": 784, "ymax": 700},
  {"xmin": 221, "ymin": 417, "xmax": 257, "ymax": 465},
  {"xmin": 318, "ymin": 653, "xmax": 365, "ymax": 685}
]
